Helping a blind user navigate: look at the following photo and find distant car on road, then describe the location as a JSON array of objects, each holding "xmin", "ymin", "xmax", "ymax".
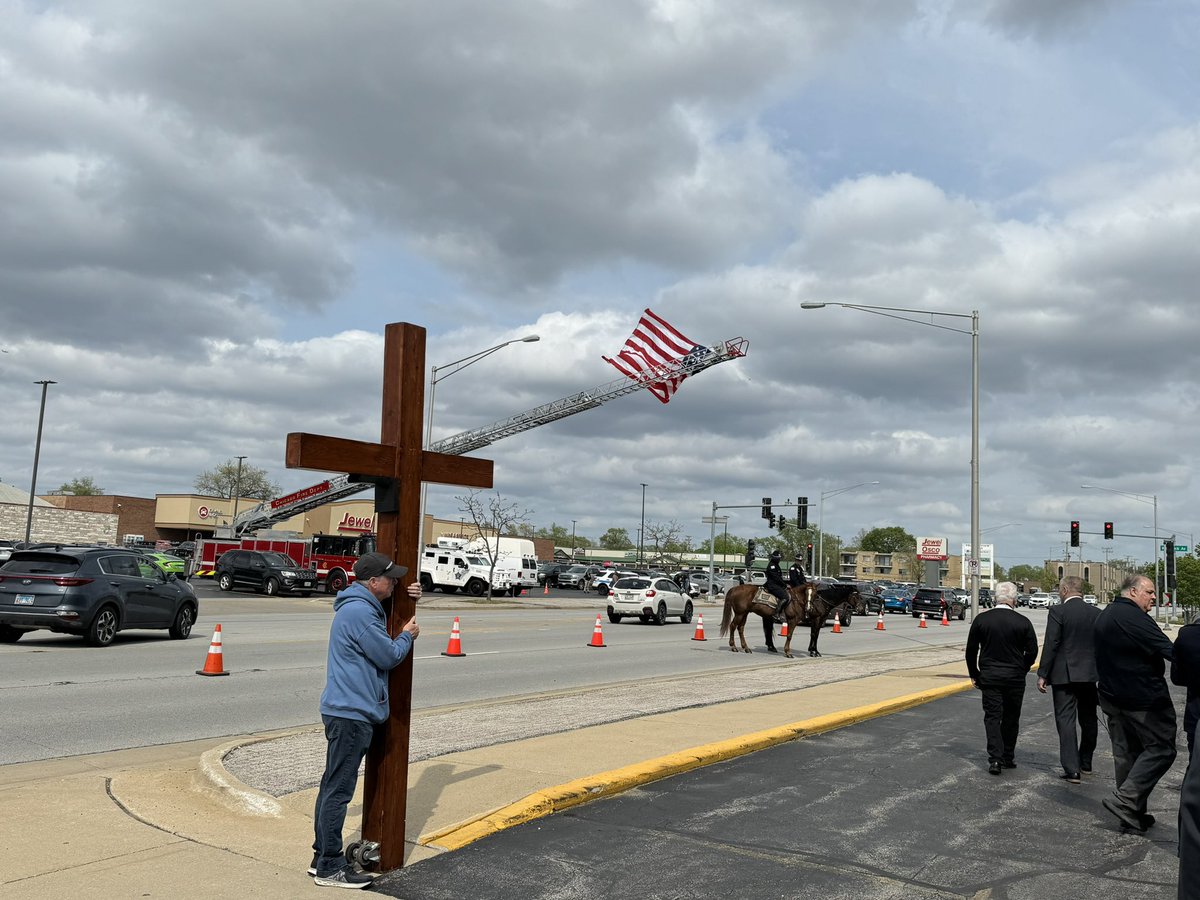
[
  {"xmin": 1083, "ymin": 595, "xmax": 1098, "ymax": 605},
  {"xmin": 139, "ymin": 551, "xmax": 187, "ymax": 577},
  {"xmin": 911, "ymin": 587, "xmax": 965, "ymax": 621},
  {"xmin": 1028, "ymin": 592, "xmax": 1051, "ymax": 609},
  {"xmin": 881, "ymin": 590, "xmax": 912, "ymax": 615},
  {"xmin": 0, "ymin": 546, "xmax": 197, "ymax": 646},
  {"xmin": 606, "ymin": 576, "xmax": 693, "ymax": 625},
  {"xmin": 215, "ymin": 549, "xmax": 317, "ymax": 596}
]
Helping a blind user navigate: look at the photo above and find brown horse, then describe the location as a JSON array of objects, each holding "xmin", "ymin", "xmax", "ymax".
[{"xmin": 719, "ymin": 582, "xmax": 865, "ymax": 658}]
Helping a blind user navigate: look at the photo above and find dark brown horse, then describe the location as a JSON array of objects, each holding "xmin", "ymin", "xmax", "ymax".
[{"xmin": 719, "ymin": 582, "xmax": 865, "ymax": 658}]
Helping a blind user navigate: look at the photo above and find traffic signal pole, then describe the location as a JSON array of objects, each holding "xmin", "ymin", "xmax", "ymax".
[{"xmin": 706, "ymin": 498, "xmax": 815, "ymax": 592}]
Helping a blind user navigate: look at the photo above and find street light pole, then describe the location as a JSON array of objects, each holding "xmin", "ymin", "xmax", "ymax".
[
  {"xmin": 639, "ymin": 483, "xmax": 647, "ymax": 566},
  {"xmin": 231, "ymin": 455, "xmax": 247, "ymax": 534},
  {"xmin": 803, "ymin": 301, "xmax": 980, "ymax": 617},
  {"xmin": 571, "ymin": 519, "xmax": 577, "ymax": 559},
  {"xmin": 816, "ymin": 480, "xmax": 880, "ymax": 579},
  {"xmin": 420, "ymin": 335, "xmax": 540, "ymax": 538},
  {"xmin": 24, "ymin": 380, "xmax": 56, "ymax": 545}
]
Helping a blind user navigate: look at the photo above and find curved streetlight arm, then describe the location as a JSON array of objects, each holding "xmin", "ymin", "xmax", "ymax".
[
  {"xmin": 801, "ymin": 302, "xmax": 972, "ymax": 336},
  {"xmin": 433, "ymin": 335, "xmax": 541, "ymax": 385}
]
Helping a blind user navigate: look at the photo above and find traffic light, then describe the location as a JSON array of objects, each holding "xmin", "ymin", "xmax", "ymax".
[
  {"xmin": 761, "ymin": 497, "xmax": 772, "ymax": 519},
  {"xmin": 806, "ymin": 542, "xmax": 814, "ymax": 570},
  {"xmin": 1167, "ymin": 538, "xmax": 1177, "ymax": 590},
  {"xmin": 768, "ymin": 513, "xmax": 777, "ymax": 529},
  {"xmin": 798, "ymin": 496, "xmax": 808, "ymax": 529},
  {"xmin": 745, "ymin": 539, "xmax": 756, "ymax": 568},
  {"xmin": 778, "ymin": 516, "xmax": 786, "ymax": 533},
  {"xmin": 1104, "ymin": 521, "xmax": 1114, "ymax": 540},
  {"xmin": 1070, "ymin": 521, "xmax": 1080, "ymax": 547}
]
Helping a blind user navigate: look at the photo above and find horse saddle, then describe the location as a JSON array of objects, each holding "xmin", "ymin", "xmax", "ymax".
[{"xmin": 754, "ymin": 588, "xmax": 783, "ymax": 612}]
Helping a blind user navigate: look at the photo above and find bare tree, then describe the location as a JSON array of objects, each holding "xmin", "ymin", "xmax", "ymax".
[
  {"xmin": 643, "ymin": 519, "xmax": 687, "ymax": 568},
  {"xmin": 456, "ymin": 490, "xmax": 533, "ymax": 595}
]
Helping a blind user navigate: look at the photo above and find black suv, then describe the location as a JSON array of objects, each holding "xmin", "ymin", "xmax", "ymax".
[
  {"xmin": 911, "ymin": 587, "xmax": 966, "ymax": 621},
  {"xmin": 215, "ymin": 550, "xmax": 317, "ymax": 596},
  {"xmin": 537, "ymin": 562, "xmax": 571, "ymax": 586},
  {"xmin": 0, "ymin": 546, "xmax": 198, "ymax": 646}
]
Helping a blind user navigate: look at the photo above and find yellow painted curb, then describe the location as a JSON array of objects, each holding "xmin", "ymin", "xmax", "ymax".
[{"xmin": 421, "ymin": 677, "xmax": 973, "ymax": 851}]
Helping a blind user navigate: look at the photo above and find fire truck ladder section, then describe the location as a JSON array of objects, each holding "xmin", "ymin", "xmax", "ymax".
[
  {"xmin": 232, "ymin": 337, "xmax": 747, "ymax": 534},
  {"xmin": 231, "ymin": 474, "xmax": 367, "ymax": 536},
  {"xmin": 429, "ymin": 336, "xmax": 748, "ymax": 457}
]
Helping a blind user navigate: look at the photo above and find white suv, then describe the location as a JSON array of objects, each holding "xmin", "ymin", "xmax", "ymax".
[{"xmin": 1028, "ymin": 592, "xmax": 1051, "ymax": 609}]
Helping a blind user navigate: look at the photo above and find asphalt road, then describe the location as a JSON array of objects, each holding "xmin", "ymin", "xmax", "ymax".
[
  {"xmin": 0, "ymin": 584, "xmax": 1042, "ymax": 764},
  {"xmin": 374, "ymin": 681, "xmax": 1188, "ymax": 900}
]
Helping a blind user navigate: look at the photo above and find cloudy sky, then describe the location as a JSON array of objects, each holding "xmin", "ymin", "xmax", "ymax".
[{"xmin": 2, "ymin": 0, "xmax": 1197, "ymax": 572}]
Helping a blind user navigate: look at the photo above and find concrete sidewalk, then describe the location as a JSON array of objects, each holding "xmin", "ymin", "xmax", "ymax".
[{"xmin": 1, "ymin": 646, "xmax": 976, "ymax": 899}]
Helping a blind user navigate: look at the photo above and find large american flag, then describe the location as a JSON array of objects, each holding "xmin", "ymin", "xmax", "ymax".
[{"xmin": 602, "ymin": 308, "xmax": 702, "ymax": 404}]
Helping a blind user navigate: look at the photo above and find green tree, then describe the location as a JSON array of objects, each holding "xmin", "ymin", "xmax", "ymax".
[
  {"xmin": 598, "ymin": 527, "xmax": 634, "ymax": 550},
  {"xmin": 1006, "ymin": 564, "xmax": 1044, "ymax": 590},
  {"xmin": 859, "ymin": 526, "xmax": 916, "ymax": 554},
  {"xmin": 534, "ymin": 523, "xmax": 590, "ymax": 550},
  {"xmin": 194, "ymin": 460, "xmax": 280, "ymax": 501},
  {"xmin": 59, "ymin": 475, "xmax": 103, "ymax": 495}
]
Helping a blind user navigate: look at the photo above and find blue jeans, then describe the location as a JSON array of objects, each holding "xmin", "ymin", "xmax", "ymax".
[{"xmin": 312, "ymin": 715, "xmax": 376, "ymax": 877}]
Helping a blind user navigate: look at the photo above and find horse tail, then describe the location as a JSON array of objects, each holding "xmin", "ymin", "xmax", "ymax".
[{"xmin": 719, "ymin": 593, "xmax": 733, "ymax": 637}]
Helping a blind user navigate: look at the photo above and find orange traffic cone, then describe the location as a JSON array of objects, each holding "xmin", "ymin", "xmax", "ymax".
[
  {"xmin": 832, "ymin": 613, "xmax": 842, "ymax": 634},
  {"xmin": 586, "ymin": 614, "xmax": 607, "ymax": 648},
  {"xmin": 941, "ymin": 608, "xmax": 950, "ymax": 627},
  {"xmin": 780, "ymin": 620, "xmax": 789, "ymax": 637},
  {"xmin": 196, "ymin": 624, "xmax": 230, "ymax": 676},
  {"xmin": 875, "ymin": 611, "xmax": 886, "ymax": 631},
  {"xmin": 543, "ymin": 582, "xmax": 550, "ymax": 595},
  {"xmin": 692, "ymin": 613, "xmax": 707, "ymax": 641},
  {"xmin": 919, "ymin": 612, "xmax": 928, "ymax": 628},
  {"xmin": 441, "ymin": 616, "xmax": 466, "ymax": 657}
]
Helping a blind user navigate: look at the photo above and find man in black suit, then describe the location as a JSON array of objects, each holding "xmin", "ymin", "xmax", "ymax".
[
  {"xmin": 1171, "ymin": 615, "xmax": 1200, "ymax": 757},
  {"xmin": 966, "ymin": 581, "xmax": 1039, "ymax": 775},
  {"xmin": 1094, "ymin": 573, "xmax": 1176, "ymax": 834},
  {"xmin": 1036, "ymin": 575, "xmax": 1101, "ymax": 783}
]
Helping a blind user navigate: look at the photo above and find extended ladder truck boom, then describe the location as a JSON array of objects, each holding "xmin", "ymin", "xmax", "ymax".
[{"xmin": 232, "ymin": 336, "xmax": 748, "ymax": 535}]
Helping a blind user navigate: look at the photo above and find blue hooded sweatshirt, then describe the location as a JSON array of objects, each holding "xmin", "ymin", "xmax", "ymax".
[{"xmin": 319, "ymin": 581, "xmax": 414, "ymax": 724}]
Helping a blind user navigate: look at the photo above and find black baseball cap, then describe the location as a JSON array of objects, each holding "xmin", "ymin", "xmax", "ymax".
[{"xmin": 353, "ymin": 552, "xmax": 408, "ymax": 580}]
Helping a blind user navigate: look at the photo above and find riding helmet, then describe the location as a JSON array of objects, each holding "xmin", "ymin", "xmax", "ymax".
[{"xmin": 770, "ymin": 549, "xmax": 781, "ymax": 560}]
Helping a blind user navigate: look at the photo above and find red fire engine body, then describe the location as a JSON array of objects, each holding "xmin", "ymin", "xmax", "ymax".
[
  {"xmin": 190, "ymin": 532, "xmax": 376, "ymax": 593},
  {"xmin": 188, "ymin": 475, "xmax": 378, "ymax": 593}
]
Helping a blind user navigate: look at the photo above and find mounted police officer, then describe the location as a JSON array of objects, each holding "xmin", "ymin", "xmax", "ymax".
[
  {"xmin": 765, "ymin": 549, "xmax": 790, "ymax": 623},
  {"xmin": 789, "ymin": 555, "xmax": 808, "ymax": 589}
]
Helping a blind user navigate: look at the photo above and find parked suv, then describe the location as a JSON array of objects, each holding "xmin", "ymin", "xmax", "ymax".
[
  {"xmin": 0, "ymin": 546, "xmax": 198, "ymax": 646},
  {"xmin": 910, "ymin": 587, "xmax": 966, "ymax": 621},
  {"xmin": 556, "ymin": 564, "xmax": 599, "ymax": 589},
  {"xmin": 215, "ymin": 550, "xmax": 317, "ymax": 596},
  {"xmin": 537, "ymin": 562, "xmax": 571, "ymax": 586}
]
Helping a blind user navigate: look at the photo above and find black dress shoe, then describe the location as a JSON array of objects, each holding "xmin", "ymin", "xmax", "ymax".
[
  {"xmin": 1061, "ymin": 772, "xmax": 1081, "ymax": 784},
  {"xmin": 1080, "ymin": 766, "xmax": 1092, "ymax": 774},
  {"xmin": 988, "ymin": 761, "xmax": 1002, "ymax": 775},
  {"xmin": 1102, "ymin": 797, "xmax": 1146, "ymax": 832},
  {"xmin": 1140, "ymin": 813, "xmax": 1156, "ymax": 829}
]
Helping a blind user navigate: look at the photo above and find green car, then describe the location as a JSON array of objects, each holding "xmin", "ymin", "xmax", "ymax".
[{"xmin": 139, "ymin": 551, "xmax": 187, "ymax": 577}]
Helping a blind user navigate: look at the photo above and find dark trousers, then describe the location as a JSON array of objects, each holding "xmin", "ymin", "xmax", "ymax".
[
  {"xmin": 980, "ymin": 678, "xmax": 1026, "ymax": 763},
  {"xmin": 1180, "ymin": 751, "xmax": 1200, "ymax": 900},
  {"xmin": 312, "ymin": 715, "xmax": 376, "ymax": 877},
  {"xmin": 1051, "ymin": 682, "xmax": 1098, "ymax": 774},
  {"xmin": 1099, "ymin": 696, "xmax": 1177, "ymax": 816}
]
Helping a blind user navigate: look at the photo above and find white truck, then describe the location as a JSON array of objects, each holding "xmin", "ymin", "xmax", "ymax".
[
  {"xmin": 419, "ymin": 537, "xmax": 513, "ymax": 596},
  {"xmin": 465, "ymin": 536, "xmax": 538, "ymax": 595}
]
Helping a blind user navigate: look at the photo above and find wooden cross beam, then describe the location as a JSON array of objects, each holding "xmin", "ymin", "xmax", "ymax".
[{"xmin": 285, "ymin": 322, "xmax": 493, "ymax": 871}]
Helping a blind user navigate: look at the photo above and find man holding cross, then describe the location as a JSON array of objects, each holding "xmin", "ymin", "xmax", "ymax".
[{"xmin": 311, "ymin": 553, "xmax": 422, "ymax": 888}]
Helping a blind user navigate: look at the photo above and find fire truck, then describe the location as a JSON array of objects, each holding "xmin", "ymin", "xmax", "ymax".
[{"xmin": 188, "ymin": 475, "xmax": 377, "ymax": 593}]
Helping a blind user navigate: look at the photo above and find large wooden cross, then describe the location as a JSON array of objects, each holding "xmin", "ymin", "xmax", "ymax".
[{"xmin": 285, "ymin": 321, "xmax": 493, "ymax": 871}]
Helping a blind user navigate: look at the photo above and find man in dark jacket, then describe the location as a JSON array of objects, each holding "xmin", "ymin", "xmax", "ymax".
[
  {"xmin": 1172, "ymin": 616, "xmax": 1200, "ymax": 757},
  {"xmin": 1036, "ymin": 575, "xmax": 1101, "ymax": 783},
  {"xmin": 788, "ymin": 556, "xmax": 807, "ymax": 589},
  {"xmin": 1094, "ymin": 573, "xmax": 1176, "ymax": 834},
  {"xmin": 965, "ymin": 581, "xmax": 1038, "ymax": 775},
  {"xmin": 311, "ymin": 552, "xmax": 421, "ymax": 888}
]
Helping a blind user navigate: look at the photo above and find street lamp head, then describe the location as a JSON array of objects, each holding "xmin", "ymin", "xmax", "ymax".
[
  {"xmin": 799, "ymin": 302, "xmax": 826, "ymax": 309},
  {"xmin": 519, "ymin": 334, "xmax": 540, "ymax": 343}
]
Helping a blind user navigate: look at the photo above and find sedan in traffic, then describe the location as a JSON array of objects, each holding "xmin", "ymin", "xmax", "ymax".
[
  {"xmin": 881, "ymin": 590, "xmax": 912, "ymax": 614},
  {"xmin": 606, "ymin": 576, "xmax": 694, "ymax": 625}
]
